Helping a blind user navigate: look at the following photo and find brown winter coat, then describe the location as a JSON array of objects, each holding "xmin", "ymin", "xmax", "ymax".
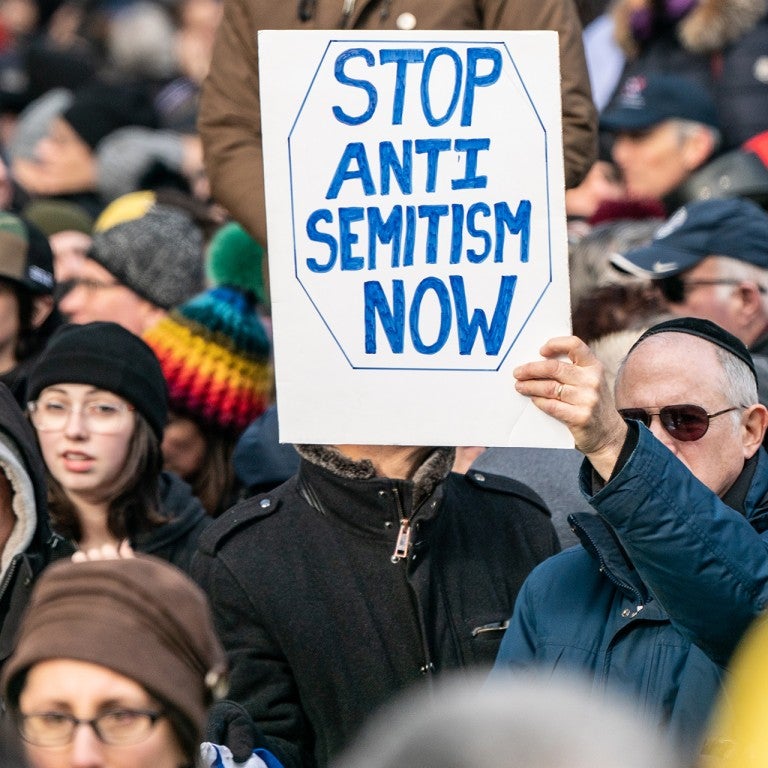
[{"xmin": 199, "ymin": 0, "xmax": 598, "ymax": 249}]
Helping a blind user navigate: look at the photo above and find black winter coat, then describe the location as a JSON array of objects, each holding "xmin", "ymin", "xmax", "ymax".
[
  {"xmin": 134, "ymin": 471, "xmax": 211, "ymax": 574},
  {"xmin": 193, "ymin": 458, "xmax": 559, "ymax": 768}
]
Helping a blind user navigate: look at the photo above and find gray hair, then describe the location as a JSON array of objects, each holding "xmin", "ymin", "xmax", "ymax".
[
  {"xmin": 569, "ymin": 218, "xmax": 662, "ymax": 308},
  {"xmin": 715, "ymin": 345, "xmax": 759, "ymax": 407},
  {"xmin": 671, "ymin": 118, "xmax": 722, "ymax": 155},
  {"xmin": 333, "ymin": 671, "xmax": 682, "ymax": 768},
  {"xmin": 108, "ymin": 2, "xmax": 178, "ymax": 79}
]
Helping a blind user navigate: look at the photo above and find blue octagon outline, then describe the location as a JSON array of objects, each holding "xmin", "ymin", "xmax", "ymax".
[{"xmin": 288, "ymin": 38, "xmax": 553, "ymax": 372}]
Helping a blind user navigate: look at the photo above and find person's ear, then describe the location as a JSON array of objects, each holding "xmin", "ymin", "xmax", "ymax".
[
  {"xmin": 31, "ymin": 295, "xmax": 54, "ymax": 329},
  {"xmin": 681, "ymin": 126, "xmax": 715, "ymax": 171},
  {"xmin": 734, "ymin": 281, "xmax": 764, "ymax": 325},
  {"xmin": 742, "ymin": 403, "xmax": 768, "ymax": 458}
]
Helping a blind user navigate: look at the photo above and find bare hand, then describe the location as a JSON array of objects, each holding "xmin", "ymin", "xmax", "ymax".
[
  {"xmin": 72, "ymin": 540, "xmax": 135, "ymax": 563},
  {"xmin": 513, "ymin": 336, "xmax": 628, "ymax": 479}
]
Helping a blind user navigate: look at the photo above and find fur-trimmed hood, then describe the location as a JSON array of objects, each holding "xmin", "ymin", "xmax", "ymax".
[{"xmin": 613, "ymin": 0, "xmax": 768, "ymax": 56}]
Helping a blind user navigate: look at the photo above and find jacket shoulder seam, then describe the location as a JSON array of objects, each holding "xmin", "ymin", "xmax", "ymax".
[{"xmin": 198, "ymin": 496, "xmax": 283, "ymax": 555}]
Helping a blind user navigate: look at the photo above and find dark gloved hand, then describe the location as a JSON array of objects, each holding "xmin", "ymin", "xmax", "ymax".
[{"xmin": 205, "ymin": 699, "xmax": 259, "ymax": 763}]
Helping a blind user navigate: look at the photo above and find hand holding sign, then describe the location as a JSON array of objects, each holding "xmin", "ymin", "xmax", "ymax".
[{"xmin": 514, "ymin": 336, "xmax": 628, "ymax": 477}]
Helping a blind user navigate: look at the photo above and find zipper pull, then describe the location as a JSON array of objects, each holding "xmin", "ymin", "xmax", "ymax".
[{"xmin": 391, "ymin": 518, "xmax": 411, "ymax": 563}]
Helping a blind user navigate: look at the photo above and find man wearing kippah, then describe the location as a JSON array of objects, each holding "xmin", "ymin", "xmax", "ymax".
[
  {"xmin": 57, "ymin": 190, "xmax": 205, "ymax": 337},
  {"xmin": 612, "ymin": 197, "xmax": 768, "ymax": 410},
  {"xmin": 493, "ymin": 317, "xmax": 768, "ymax": 761}
]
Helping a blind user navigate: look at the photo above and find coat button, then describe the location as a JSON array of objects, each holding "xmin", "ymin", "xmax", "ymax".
[
  {"xmin": 754, "ymin": 55, "xmax": 768, "ymax": 83},
  {"xmin": 473, "ymin": 472, "xmax": 486, "ymax": 482},
  {"xmin": 396, "ymin": 12, "xmax": 416, "ymax": 29},
  {"xmin": 259, "ymin": 498, "xmax": 271, "ymax": 509}
]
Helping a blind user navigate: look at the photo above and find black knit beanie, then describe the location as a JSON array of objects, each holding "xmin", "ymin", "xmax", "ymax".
[
  {"xmin": 27, "ymin": 322, "xmax": 168, "ymax": 440},
  {"xmin": 62, "ymin": 82, "xmax": 159, "ymax": 150}
]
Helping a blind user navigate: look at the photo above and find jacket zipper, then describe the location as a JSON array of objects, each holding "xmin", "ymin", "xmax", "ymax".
[
  {"xmin": 0, "ymin": 555, "xmax": 20, "ymax": 600},
  {"xmin": 575, "ymin": 524, "xmax": 646, "ymax": 616},
  {"xmin": 386, "ymin": 485, "xmax": 435, "ymax": 677},
  {"xmin": 390, "ymin": 486, "xmax": 412, "ymax": 563}
]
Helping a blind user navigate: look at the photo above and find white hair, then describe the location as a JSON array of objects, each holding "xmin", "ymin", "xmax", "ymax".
[{"xmin": 333, "ymin": 671, "xmax": 682, "ymax": 768}]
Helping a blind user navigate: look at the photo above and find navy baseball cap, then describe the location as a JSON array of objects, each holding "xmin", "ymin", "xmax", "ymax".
[
  {"xmin": 600, "ymin": 74, "xmax": 719, "ymax": 132},
  {"xmin": 610, "ymin": 198, "xmax": 768, "ymax": 278}
]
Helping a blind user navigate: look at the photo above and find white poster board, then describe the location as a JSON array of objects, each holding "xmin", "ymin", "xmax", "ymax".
[{"xmin": 259, "ymin": 30, "xmax": 573, "ymax": 447}]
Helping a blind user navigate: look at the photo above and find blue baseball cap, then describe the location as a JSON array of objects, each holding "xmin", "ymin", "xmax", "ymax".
[
  {"xmin": 610, "ymin": 198, "xmax": 768, "ymax": 278},
  {"xmin": 600, "ymin": 74, "xmax": 719, "ymax": 132}
]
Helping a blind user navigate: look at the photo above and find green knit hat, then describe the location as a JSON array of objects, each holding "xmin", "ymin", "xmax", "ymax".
[{"xmin": 206, "ymin": 222, "xmax": 267, "ymax": 306}]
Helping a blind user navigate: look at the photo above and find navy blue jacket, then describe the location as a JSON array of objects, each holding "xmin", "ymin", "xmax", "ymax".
[{"xmin": 493, "ymin": 425, "xmax": 768, "ymax": 754}]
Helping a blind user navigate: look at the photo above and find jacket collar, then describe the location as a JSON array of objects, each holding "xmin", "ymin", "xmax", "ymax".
[
  {"xmin": 294, "ymin": 447, "xmax": 453, "ymax": 536},
  {"xmin": 570, "ymin": 512, "xmax": 651, "ymax": 605},
  {"xmin": 740, "ymin": 447, "xmax": 768, "ymax": 531},
  {"xmin": 571, "ymin": 446, "xmax": 768, "ymax": 600}
]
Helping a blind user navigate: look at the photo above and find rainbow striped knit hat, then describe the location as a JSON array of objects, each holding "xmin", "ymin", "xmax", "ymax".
[{"xmin": 143, "ymin": 226, "xmax": 272, "ymax": 436}]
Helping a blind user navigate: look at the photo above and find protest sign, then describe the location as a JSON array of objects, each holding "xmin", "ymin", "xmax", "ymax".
[{"xmin": 259, "ymin": 30, "xmax": 573, "ymax": 447}]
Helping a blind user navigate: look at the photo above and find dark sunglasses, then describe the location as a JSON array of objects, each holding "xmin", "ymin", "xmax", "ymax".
[{"xmin": 617, "ymin": 404, "xmax": 742, "ymax": 442}]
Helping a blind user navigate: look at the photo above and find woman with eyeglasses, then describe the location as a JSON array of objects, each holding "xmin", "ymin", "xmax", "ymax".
[
  {"xmin": 0, "ymin": 554, "xmax": 228, "ymax": 768},
  {"xmin": 24, "ymin": 321, "xmax": 211, "ymax": 573}
]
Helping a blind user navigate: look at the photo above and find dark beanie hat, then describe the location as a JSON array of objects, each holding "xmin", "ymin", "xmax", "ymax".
[
  {"xmin": 629, "ymin": 317, "xmax": 758, "ymax": 385},
  {"xmin": 27, "ymin": 322, "xmax": 168, "ymax": 440},
  {"xmin": 62, "ymin": 82, "xmax": 159, "ymax": 150},
  {"xmin": 1, "ymin": 556, "xmax": 228, "ymax": 741}
]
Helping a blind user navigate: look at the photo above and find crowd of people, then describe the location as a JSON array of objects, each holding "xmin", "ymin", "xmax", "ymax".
[{"xmin": 1, "ymin": 0, "xmax": 768, "ymax": 767}]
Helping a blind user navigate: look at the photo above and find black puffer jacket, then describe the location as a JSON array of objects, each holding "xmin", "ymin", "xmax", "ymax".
[{"xmin": 193, "ymin": 448, "xmax": 559, "ymax": 768}]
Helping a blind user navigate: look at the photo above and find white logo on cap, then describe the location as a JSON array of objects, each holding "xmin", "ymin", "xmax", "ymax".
[
  {"xmin": 28, "ymin": 265, "xmax": 53, "ymax": 288},
  {"xmin": 654, "ymin": 206, "xmax": 688, "ymax": 241},
  {"xmin": 652, "ymin": 260, "xmax": 678, "ymax": 273},
  {"xmin": 619, "ymin": 75, "xmax": 647, "ymax": 110}
]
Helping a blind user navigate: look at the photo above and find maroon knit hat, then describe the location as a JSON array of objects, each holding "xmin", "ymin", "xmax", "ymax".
[{"xmin": 1, "ymin": 556, "xmax": 228, "ymax": 739}]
